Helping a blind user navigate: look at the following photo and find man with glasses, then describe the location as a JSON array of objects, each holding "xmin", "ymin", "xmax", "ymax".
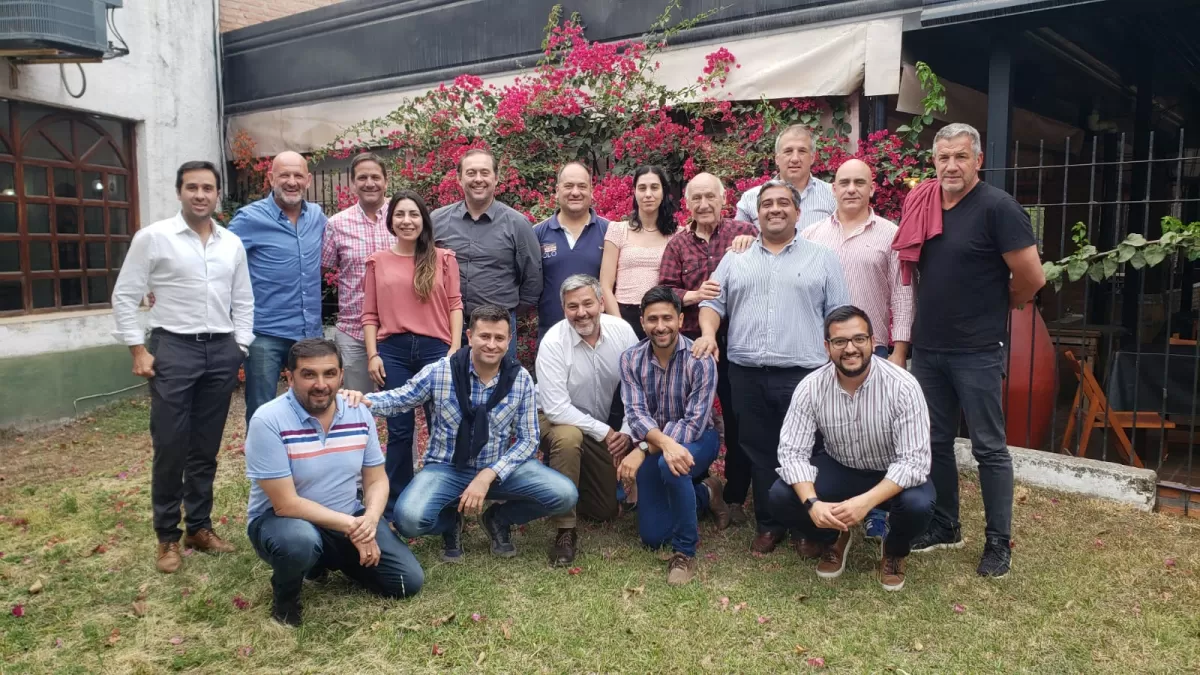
[{"xmin": 767, "ymin": 306, "xmax": 933, "ymax": 591}]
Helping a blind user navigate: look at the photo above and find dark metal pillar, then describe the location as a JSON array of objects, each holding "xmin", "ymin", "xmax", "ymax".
[
  {"xmin": 1121, "ymin": 49, "xmax": 1155, "ymax": 347},
  {"xmin": 985, "ymin": 42, "xmax": 1014, "ymax": 192}
]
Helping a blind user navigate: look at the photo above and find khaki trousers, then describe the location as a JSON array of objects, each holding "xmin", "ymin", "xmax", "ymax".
[{"xmin": 539, "ymin": 412, "xmax": 619, "ymax": 529}]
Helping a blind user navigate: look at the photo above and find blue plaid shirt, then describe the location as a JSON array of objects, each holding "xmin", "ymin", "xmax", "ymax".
[
  {"xmin": 363, "ymin": 357, "xmax": 539, "ymax": 482},
  {"xmin": 619, "ymin": 335, "xmax": 717, "ymax": 445}
]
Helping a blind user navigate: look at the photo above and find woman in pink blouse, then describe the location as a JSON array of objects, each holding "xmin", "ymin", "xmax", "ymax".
[
  {"xmin": 600, "ymin": 165, "xmax": 679, "ymax": 340},
  {"xmin": 362, "ymin": 190, "xmax": 463, "ymax": 501}
]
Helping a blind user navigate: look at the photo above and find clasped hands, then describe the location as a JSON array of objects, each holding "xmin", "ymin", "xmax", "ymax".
[{"xmin": 807, "ymin": 495, "xmax": 875, "ymax": 532}]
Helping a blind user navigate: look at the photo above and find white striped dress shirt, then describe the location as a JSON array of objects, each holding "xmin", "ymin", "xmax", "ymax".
[
  {"xmin": 776, "ymin": 359, "xmax": 931, "ymax": 489},
  {"xmin": 700, "ymin": 235, "xmax": 851, "ymax": 369},
  {"xmin": 735, "ymin": 176, "xmax": 836, "ymax": 230},
  {"xmin": 801, "ymin": 211, "xmax": 914, "ymax": 348}
]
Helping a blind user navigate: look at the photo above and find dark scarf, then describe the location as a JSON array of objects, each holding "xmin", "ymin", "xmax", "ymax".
[{"xmin": 449, "ymin": 347, "xmax": 520, "ymax": 470}]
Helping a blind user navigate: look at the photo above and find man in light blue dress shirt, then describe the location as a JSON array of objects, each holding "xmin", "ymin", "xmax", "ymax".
[
  {"xmin": 735, "ymin": 125, "xmax": 836, "ymax": 231},
  {"xmin": 230, "ymin": 151, "xmax": 327, "ymax": 424}
]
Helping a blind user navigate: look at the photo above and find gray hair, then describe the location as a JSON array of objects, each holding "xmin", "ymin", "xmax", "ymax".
[
  {"xmin": 774, "ymin": 124, "xmax": 815, "ymax": 154},
  {"xmin": 933, "ymin": 123, "xmax": 982, "ymax": 157},
  {"xmin": 755, "ymin": 179, "xmax": 803, "ymax": 211},
  {"xmin": 560, "ymin": 274, "xmax": 603, "ymax": 304}
]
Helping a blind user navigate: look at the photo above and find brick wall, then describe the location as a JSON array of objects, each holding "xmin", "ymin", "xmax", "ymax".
[{"xmin": 220, "ymin": 0, "xmax": 346, "ymax": 32}]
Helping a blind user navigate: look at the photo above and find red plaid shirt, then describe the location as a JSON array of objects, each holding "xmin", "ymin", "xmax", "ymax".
[
  {"xmin": 321, "ymin": 202, "xmax": 393, "ymax": 341},
  {"xmin": 658, "ymin": 218, "xmax": 758, "ymax": 336}
]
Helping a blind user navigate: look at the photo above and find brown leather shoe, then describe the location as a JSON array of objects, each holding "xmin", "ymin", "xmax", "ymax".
[
  {"xmin": 549, "ymin": 528, "xmax": 578, "ymax": 567},
  {"xmin": 701, "ymin": 476, "xmax": 730, "ymax": 530},
  {"xmin": 156, "ymin": 541, "xmax": 182, "ymax": 574},
  {"xmin": 666, "ymin": 552, "xmax": 697, "ymax": 585},
  {"xmin": 750, "ymin": 530, "xmax": 784, "ymax": 554},
  {"xmin": 880, "ymin": 552, "xmax": 906, "ymax": 592},
  {"xmin": 184, "ymin": 528, "xmax": 235, "ymax": 554},
  {"xmin": 727, "ymin": 504, "xmax": 748, "ymax": 527},
  {"xmin": 794, "ymin": 537, "xmax": 825, "ymax": 559},
  {"xmin": 816, "ymin": 530, "xmax": 853, "ymax": 579}
]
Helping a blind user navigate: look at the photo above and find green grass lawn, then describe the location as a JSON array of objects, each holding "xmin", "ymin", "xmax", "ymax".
[{"xmin": 2, "ymin": 396, "xmax": 1199, "ymax": 673}]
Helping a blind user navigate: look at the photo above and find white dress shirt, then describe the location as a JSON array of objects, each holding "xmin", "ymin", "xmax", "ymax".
[
  {"xmin": 111, "ymin": 213, "xmax": 255, "ymax": 347},
  {"xmin": 535, "ymin": 313, "xmax": 639, "ymax": 441}
]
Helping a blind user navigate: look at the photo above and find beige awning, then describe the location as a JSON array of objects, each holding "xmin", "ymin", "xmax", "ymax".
[{"xmin": 228, "ymin": 17, "xmax": 903, "ymax": 156}]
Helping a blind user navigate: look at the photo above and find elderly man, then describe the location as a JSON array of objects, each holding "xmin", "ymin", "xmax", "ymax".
[
  {"xmin": 768, "ymin": 306, "xmax": 933, "ymax": 591},
  {"xmin": 534, "ymin": 162, "xmax": 610, "ymax": 339},
  {"xmin": 230, "ymin": 151, "xmax": 327, "ymax": 423},
  {"xmin": 245, "ymin": 339, "xmax": 422, "ymax": 627},
  {"xmin": 433, "ymin": 149, "xmax": 542, "ymax": 357},
  {"xmin": 346, "ymin": 305, "xmax": 578, "ymax": 563},
  {"xmin": 659, "ymin": 172, "xmax": 758, "ymax": 527},
  {"xmin": 906, "ymin": 123, "xmax": 1045, "ymax": 578},
  {"xmin": 536, "ymin": 274, "xmax": 639, "ymax": 565},
  {"xmin": 321, "ymin": 153, "xmax": 395, "ymax": 393},
  {"xmin": 802, "ymin": 158, "xmax": 914, "ymax": 541},
  {"xmin": 735, "ymin": 125, "xmax": 835, "ymax": 230},
  {"xmin": 696, "ymin": 180, "xmax": 850, "ymax": 554}
]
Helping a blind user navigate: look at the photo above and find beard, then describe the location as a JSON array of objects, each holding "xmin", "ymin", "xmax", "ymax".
[
  {"xmin": 274, "ymin": 187, "xmax": 303, "ymax": 206},
  {"xmin": 833, "ymin": 353, "xmax": 870, "ymax": 378},
  {"xmin": 571, "ymin": 317, "xmax": 597, "ymax": 337}
]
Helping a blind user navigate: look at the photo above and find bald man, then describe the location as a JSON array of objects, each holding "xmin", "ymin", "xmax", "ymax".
[
  {"xmin": 801, "ymin": 158, "xmax": 914, "ymax": 542},
  {"xmin": 230, "ymin": 151, "xmax": 328, "ymax": 423},
  {"xmin": 659, "ymin": 172, "xmax": 758, "ymax": 527}
]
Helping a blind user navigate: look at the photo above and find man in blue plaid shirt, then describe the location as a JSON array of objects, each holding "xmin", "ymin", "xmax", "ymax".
[{"xmin": 344, "ymin": 305, "xmax": 577, "ymax": 562}]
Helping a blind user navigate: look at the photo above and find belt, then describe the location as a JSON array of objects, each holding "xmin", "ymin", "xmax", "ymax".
[
  {"xmin": 730, "ymin": 362, "xmax": 810, "ymax": 373},
  {"xmin": 152, "ymin": 328, "xmax": 232, "ymax": 342}
]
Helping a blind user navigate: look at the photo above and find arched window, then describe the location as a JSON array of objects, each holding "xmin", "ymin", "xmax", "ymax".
[{"xmin": 0, "ymin": 101, "xmax": 137, "ymax": 314}]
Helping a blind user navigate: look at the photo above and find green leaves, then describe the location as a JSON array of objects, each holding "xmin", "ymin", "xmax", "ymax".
[
  {"xmin": 1067, "ymin": 258, "xmax": 1089, "ymax": 282},
  {"xmin": 1046, "ymin": 216, "xmax": 1199, "ymax": 290}
]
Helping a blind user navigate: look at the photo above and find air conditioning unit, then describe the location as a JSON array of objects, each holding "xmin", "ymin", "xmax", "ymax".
[{"xmin": 0, "ymin": 0, "xmax": 119, "ymax": 62}]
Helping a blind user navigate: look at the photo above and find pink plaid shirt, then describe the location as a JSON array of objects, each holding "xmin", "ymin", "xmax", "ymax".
[
  {"xmin": 801, "ymin": 211, "xmax": 914, "ymax": 348},
  {"xmin": 322, "ymin": 202, "xmax": 394, "ymax": 341}
]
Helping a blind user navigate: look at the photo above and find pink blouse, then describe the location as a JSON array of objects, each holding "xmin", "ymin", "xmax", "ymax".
[
  {"xmin": 604, "ymin": 221, "xmax": 672, "ymax": 305},
  {"xmin": 362, "ymin": 248, "xmax": 463, "ymax": 345}
]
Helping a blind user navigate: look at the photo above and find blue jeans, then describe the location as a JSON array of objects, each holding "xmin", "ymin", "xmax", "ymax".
[
  {"xmin": 244, "ymin": 333, "xmax": 295, "ymax": 423},
  {"xmin": 461, "ymin": 309, "xmax": 518, "ymax": 360},
  {"xmin": 247, "ymin": 508, "xmax": 423, "ymax": 602},
  {"xmin": 392, "ymin": 461, "xmax": 578, "ymax": 537},
  {"xmin": 636, "ymin": 429, "xmax": 719, "ymax": 557},
  {"xmin": 911, "ymin": 346, "xmax": 1011, "ymax": 540},
  {"xmin": 377, "ymin": 333, "xmax": 448, "ymax": 509}
]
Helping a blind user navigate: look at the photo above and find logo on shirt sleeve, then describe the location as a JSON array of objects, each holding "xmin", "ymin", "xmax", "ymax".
[{"xmin": 541, "ymin": 243, "xmax": 557, "ymax": 259}]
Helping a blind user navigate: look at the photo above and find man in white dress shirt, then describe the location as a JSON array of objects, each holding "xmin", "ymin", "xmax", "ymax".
[
  {"xmin": 112, "ymin": 161, "xmax": 255, "ymax": 574},
  {"xmin": 734, "ymin": 125, "xmax": 836, "ymax": 230},
  {"xmin": 535, "ymin": 274, "xmax": 639, "ymax": 565}
]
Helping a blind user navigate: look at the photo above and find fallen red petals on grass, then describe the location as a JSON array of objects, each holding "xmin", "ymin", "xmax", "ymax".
[
  {"xmin": 11, "ymin": 603, "xmax": 24, "ymax": 618},
  {"xmin": 732, "ymin": 602, "xmax": 747, "ymax": 614},
  {"xmin": 54, "ymin": 638, "xmax": 63, "ymax": 648},
  {"xmin": 1165, "ymin": 557, "xmax": 1177, "ymax": 568},
  {"xmin": 704, "ymin": 553, "xmax": 718, "ymax": 561},
  {"xmin": 219, "ymin": 516, "xmax": 229, "ymax": 525},
  {"xmin": 181, "ymin": 548, "xmax": 195, "ymax": 557},
  {"xmin": 471, "ymin": 612, "xmax": 483, "ymax": 622},
  {"xmin": 107, "ymin": 628, "xmax": 120, "ymax": 646},
  {"xmin": 1032, "ymin": 514, "xmax": 1043, "ymax": 521},
  {"xmin": 1050, "ymin": 498, "xmax": 1060, "ymax": 504},
  {"xmin": 750, "ymin": 551, "xmax": 765, "ymax": 559},
  {"xmin": 1094, "ymin": 538, "xmax": 1105, "ymax": 549},
  {"xmin": 567, "ymin": 566, "xmax": 582, "ymax": 575},
  {"xmin": 757, "ymin": 615, "xmax": 771, "ymax": 624},
  {"xmin": 237, "ymin": 645, "xmax": 254, "ymax": 658},
  {"xmin": 719, "ymin": 596, "xmax": 730, "ymax": 610},
  {"xmin": 953, "ymin": 603, "xmax": 966, "ymax": 614},
  {"xmin": 806, "ymin": 657, "xmax": 826, "ymax": 668},
  {"xmin": 180, "ymin": 587, "xmax": 192, "ymax": 597},
  {"xmin": 431, "ymin": 644, "xmax": 445, "ymax": 656},
  {"xmin": 168, "ymin": 636, "xmax": 184, "ymax": 645},
  {"xmin": 232, "ymin": 595, "xmax": 251, "ymax": 610},
  {"xmin": 91, "ymin": 544, "xmax": 108, "ymax": 555},
  {"xmin": 1009, "ymin": 539, "xmax": 1016, "ymax": 550}
]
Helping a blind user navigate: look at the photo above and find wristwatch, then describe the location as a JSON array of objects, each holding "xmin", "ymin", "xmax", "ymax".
[
  {"xmin": 803, "ymin": 497, "xmax": 819, "ymax": 511},
  {"xmin": 637, "ymin": 441, "xmax": 649, "ymax": 453}
]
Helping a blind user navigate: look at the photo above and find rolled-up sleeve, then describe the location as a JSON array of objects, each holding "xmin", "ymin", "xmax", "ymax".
[
  {"xmin": 776, "ymin": 380, "xmax": 820, "ymax": 485},
  {"xmin": 885, "ymin": 381, "xmax": 932, "ymax": 489}
]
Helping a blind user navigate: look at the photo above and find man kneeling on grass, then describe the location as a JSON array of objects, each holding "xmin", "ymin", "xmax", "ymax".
[
  {"xmin": 245, "ymin": 339, "xmax": 423, "ymax": 627},
  {"xmin": 617, "ymin": 286, "xmax": 726, "ymax": 585},
  {"xmin": 767, "ymin": 306, "xmax": 934, "ymax": 591},
  {"xmin": 344, "ymin": 305, "xmax": 578, "ymax": 562}
]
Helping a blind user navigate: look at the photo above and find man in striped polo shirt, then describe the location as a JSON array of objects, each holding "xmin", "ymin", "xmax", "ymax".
[
  {"xmin": 768, "ymin": 306, "xmax": 933, "ymax": 591},
  {"xmin": 245, "ymin": 339, "xmax": 423, "ymax": 627}
]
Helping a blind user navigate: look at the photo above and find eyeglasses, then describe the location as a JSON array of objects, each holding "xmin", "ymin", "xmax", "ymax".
[{"xmin": 827, "ymin": 334, "xmax": 871, "ymax": 349}]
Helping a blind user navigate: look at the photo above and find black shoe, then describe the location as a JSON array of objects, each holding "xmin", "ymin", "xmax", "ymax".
[
  {"xmin": 271, "ymin": 595, "xmax": 302, "ymax": 628},
  {"xmin": 303, "ymin": 566, "xmax": 329, "ymax": 584},
  {"xmin": 549, "ymin": 528, "xmax": 578, "ymax": 566},
  {"xmin": 977, "ymin": 536, "xmax": 1012, "ymax": 578},
  {"xmin": 910, "ymin": 524, "xmax": 964, "ymax": 554},
  {"xmin": 442, "ymin": 512, "xmax": 465, "ymax": 563},
  {"xmin": 479, "ymin": 506, "xmax": 517, "ymax": 558}
]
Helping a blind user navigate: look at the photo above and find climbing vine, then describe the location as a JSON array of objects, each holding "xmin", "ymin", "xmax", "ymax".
[{"xmin": 1042, "ymin": 216, "xmax": 1200, "ymax": 290}]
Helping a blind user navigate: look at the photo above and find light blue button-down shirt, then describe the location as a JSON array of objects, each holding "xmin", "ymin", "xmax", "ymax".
[
  {"xmin": 735, "ymin": 176, "xmax": 836, "ymax": 231},
  {"xmin": 701, "ymin": 235, "xmax": 850, "ymax": 369},
  {"xmin": 229, "ymin": 195, "xmax": 327, "ymax": 340}
]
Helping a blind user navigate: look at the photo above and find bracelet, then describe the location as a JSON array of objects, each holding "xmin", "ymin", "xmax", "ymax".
[{"xmin": 368, "ymin": 354, "xmax": 381, "ymax": 361}]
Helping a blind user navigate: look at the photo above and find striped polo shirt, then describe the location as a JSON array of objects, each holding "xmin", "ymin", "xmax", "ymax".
[{"xmin": 245, "ymin": 390, "xmax": 384, "ymax": 521}]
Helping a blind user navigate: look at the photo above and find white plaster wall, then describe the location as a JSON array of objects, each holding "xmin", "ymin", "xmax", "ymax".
[
  {"xmin": 0, "ymin": 309, "xmax": 147, "ymax": 358},
  {"xmin": 0, "ymin": 1, "xmax": 222, "ymax": 225}
]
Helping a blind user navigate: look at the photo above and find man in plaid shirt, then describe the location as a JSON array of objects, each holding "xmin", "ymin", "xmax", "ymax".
[{"xmin": 321, "ymin": 153, "xmax": 395, "ymax": 393}]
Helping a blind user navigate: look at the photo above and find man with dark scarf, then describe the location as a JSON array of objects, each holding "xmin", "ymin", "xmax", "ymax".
[{"xmin": 344, "ymin": 305, "xmax": 577, "ymax": 562}]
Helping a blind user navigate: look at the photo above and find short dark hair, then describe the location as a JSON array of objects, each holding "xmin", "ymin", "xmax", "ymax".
[
  {"xmin": 824, "ymin": 305, "xmax": 873, "ymax": 340},
  {"xmin": 640, "ymin": 285, "xmax": 682, "ymax": 315},
  {"xmin": 175, "ymin": 161, "xmax": 221, "ymax": 192},
  {"xmin": 469, "ymin": 304, "xmax": 511, "ymax": 330},
  {"xmin": 350, "ymin": 152, "xmax": 387, "ymax": 179},
  {"xmin": 287, "ymin": 338, "xmax": 342, "ymax": 371},
  {"xmin": 457, "ymin": 148, "xmax": 497, "ymax": 174}
]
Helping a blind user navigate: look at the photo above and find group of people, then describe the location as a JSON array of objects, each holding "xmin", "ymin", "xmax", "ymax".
[{"xmin": 110, "ymin": 120, "xmax": 1045, "ymax": 627}]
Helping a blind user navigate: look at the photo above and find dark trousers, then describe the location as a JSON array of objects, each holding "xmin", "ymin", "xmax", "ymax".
[
  {"xmin": 147, "ymin": 330, "xmax": 243, "ymax": 543},
  {"xmin": 767, "ymin": 454, "xmax": 935, "ymax": 557},
  {"xmin": 377, "ymin": 332, "xmax": 447, "ymax": 512},
  {"xmin": 911, "ymin": 346, "xmax": 1012, "ymax": 540},
  {"xmin": 728, "ymin": 362, "xmax": 817, "ymax": 535},
  {"xmin": 681, "ymin": 330, "xmax": 749, "ymax": 505},
  {"xmin": 618, "ymin": 303, "xmax": 647, "ymax": 340},
  {"xmin": 248, "ymin": 509, "xmax": 423, "ymax": 602}
]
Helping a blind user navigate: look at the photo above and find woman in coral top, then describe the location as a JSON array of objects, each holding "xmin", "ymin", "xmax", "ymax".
[
  {"xmin": 600, "ymin": 165, "xmax": 679, "ymax": 340},
  {"xmin": 363, "ymin": 190, "xmax": 463, "ymax": 503}
]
